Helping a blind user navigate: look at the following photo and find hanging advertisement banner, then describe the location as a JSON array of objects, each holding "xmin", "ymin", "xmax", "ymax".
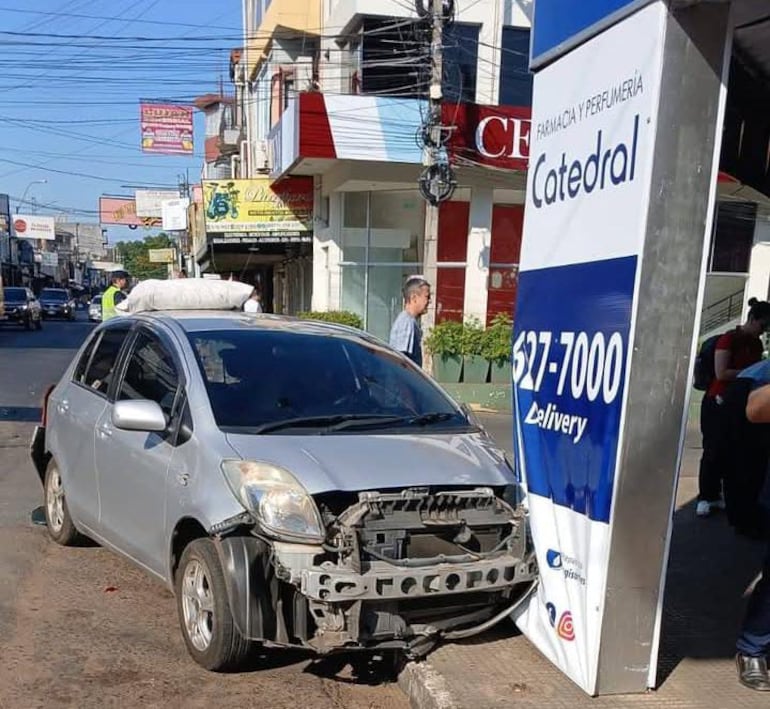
[
  {"xmin": 162, "ymin": 198, "xmax": 189, "ymax": 231},
  {"xmin": 140, "ymin": 102, "xmax": 194, "ymax": 155},
  {"xmin": 512, "ymin": 3, "xmax": 666, "ymax": 694},
  {"xmin": 13, "ymin": 215, "xmax": 56, "ymax": 240},
  {"xmin": 99, "ymin": 196, "xmax": 161, "ymax": 229},
  {"xmin": 135, "ymin": 190, "xmax": 180, "ymax": 218},
  {"xmin": 203, "ymin": 177, "xmax": 313, "ymax": 235},
  {"xmin": 148, "ymin": 248, "xmax": 176, "ymax": 264}
]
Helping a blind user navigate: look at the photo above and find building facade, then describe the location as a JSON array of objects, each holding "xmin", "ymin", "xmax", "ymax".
[{"xmin": 207, "ymin": 0, "xmax": 770, "ymax": 340}]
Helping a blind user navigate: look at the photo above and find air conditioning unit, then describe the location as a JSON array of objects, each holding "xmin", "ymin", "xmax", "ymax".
[{"xmin": 253, "ymin": 140, "xmax": 270, "ymax": 172}]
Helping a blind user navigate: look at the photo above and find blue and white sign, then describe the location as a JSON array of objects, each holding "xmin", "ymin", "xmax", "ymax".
[
  {"xmin": 530, "ymin": 0, "xmax": 654, "ymax": 69},
  {"xmin": 513, "ymin": 2, "xmax": 667, "ymax": 694}
]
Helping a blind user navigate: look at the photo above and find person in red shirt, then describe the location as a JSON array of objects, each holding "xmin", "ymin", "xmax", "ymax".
[{"xmin": 697, "ymin": 298, "xmax": 770, "ymax": 517}]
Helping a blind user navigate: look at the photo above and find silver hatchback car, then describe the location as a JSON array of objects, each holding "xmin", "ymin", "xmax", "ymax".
[{"xmin": 31, "ymin": 311, "xmax": 536, "ymax": 670}]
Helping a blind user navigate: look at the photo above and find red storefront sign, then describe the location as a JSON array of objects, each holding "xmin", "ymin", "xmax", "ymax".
[{"xmin": 444, "ymin": 103, "xmax": 532, "ymax": 171}]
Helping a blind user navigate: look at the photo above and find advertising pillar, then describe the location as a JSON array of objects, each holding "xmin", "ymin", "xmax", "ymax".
[{"xmin": 512, "ymin": 0, "xmax": 733, "ymax": 695}]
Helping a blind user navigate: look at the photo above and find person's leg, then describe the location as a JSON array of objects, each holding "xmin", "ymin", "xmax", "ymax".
[
  {"xmin": 737, "ymin": 540, "xmax": 770, "ymax": 691},
  {"xmin": 698, "ymin": 396, "xmax": 725, "ymax": 505}
]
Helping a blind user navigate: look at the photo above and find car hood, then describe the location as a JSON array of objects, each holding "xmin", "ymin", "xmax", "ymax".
[
  {"xmin": 4, "ymin": 299, "xmax": 26, "ymax": 306},
  {"xmin": 224, "ymin": 430, "xmax": 514, "ymax": 494}
]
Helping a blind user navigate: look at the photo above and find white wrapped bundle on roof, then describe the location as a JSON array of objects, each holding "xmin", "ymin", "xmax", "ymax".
[{"xmin": 115, "ymin": 279, "xmax": 254, "ymax": 313}]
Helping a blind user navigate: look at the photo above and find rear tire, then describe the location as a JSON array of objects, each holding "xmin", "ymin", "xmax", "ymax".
[
  {"xmin": 44, "ymin": 459, "xmax": 81, "ymax": 546},
  {"xmin": 175, "ymin": 538, "xmax": 253, "ymax": 671}
]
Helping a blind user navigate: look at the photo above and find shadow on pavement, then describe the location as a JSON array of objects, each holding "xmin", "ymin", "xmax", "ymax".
[{"xmin": 655, "ymin": 496, "xmax": 765, "ymax": 686}]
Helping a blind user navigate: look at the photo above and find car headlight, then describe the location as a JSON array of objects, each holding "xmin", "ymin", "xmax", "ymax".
[
  {"xmin": 19, "ymin": 304, "xmax": 28, "ymax": 310},
  {"xmin": 221, "ymin": 460, "xmax": 325, "ymax": 542}
]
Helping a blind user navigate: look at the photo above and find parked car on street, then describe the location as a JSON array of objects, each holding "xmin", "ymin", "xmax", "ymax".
[
  {"xmin": 31, "ymin": 310, "xmax": 536, "ymax": 671},
  {"xmin": 39, "ymin": 288, "xmax": 76, "ymax": 321},
  {"xmin": 88, "ymin": 295, "xmax": 102, "ymax": 322},
  {"xmin": 1, "ymin": 287, "xmax": 42, "ymax": 330}
]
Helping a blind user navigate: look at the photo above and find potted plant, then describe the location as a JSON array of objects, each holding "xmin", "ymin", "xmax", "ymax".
[
  {"xmin": 424, "ymin": 320, "xmax": 464, "ymax": 382},
  {"xmin": 482, "ymin": 313, "xmax": 513, "ymax": 384},
  {"xmin": 461, "ymin": 317, "xmax": 489, "ymax": 383}
]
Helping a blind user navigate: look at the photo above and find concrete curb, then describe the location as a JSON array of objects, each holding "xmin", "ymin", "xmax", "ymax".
[{"xmin": 398, "ymin": 660, "xmax": 459, "ymax": 709}]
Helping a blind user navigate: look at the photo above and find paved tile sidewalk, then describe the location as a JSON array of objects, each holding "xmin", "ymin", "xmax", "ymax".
[{"xmin": 400, "ymin": 415, "xmax": 770, "ymax": 708}]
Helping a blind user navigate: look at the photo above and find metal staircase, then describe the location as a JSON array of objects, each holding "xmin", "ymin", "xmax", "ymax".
[{"xmin": 700, "ymin": 288, "xmax": 744, "ymax": 334}]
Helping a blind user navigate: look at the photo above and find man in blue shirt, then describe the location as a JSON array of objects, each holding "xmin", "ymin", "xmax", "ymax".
[
  {"xmin": 389, "ymin": 276, "xmax": 431, "ymax": 367},
  {"xmin": 736, "ymin": 381, "xmax": 770, "ymax": 691}
]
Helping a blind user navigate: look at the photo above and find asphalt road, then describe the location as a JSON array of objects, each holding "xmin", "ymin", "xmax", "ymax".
[{"xmin": 0, "ymin": 312, "xmax": 408, "ymax": 709}]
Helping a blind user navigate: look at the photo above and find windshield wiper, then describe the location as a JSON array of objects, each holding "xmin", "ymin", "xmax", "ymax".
[
  {"xmin": 253, "ymin": 414, "xmax": 402, "ymax": 435},
  {"xmin": 406, "ymin": 412, "xmax": 458, "ymax": 426}
]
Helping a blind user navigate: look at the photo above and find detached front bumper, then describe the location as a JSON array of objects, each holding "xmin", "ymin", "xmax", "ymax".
[{"xmin": 217, "ymin": 487, "xmax": 537, "ymax": 656}]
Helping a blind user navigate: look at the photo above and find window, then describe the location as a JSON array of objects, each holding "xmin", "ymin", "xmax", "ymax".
[
  {"xmin": 710, "ymin": 201, "xmax": 756, "ymax": 274},
  {"xmin": 188, "ymin": 330, "xmax": 466, "ymax": 432},
  {"xmin": 81, "ymin": 326, "xmax": 131, "ymax": 395},
  {"xmin": 359, "ymin": 17, "xmax": 425, "ymax": 98},
  {"xmin": 74, "ymin": 334, "xmax": 100, "ymax": 384},
  {"xmin": 118, "ymin": 332, "xmax": 180, "ymax": 419},
  {"xmin": 340, "ymin": 191, "xmax": 424, "ymax": 340},
  {"xmin": 499, "ymin": 27, "xmax": 533, "ymax": 107},
  {"xmin": 443, "ymin": 23, "xmax": 479, "ymax": 104}
]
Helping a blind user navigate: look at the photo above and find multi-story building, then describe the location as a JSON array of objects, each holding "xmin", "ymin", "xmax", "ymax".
[{"xmin": 206, "ymin": 0, "xmax": 770, "ymax": 340}]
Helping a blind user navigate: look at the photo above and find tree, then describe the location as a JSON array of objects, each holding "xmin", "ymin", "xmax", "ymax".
[{"xmin": 115, "ymin": 233, "xmax": 174, "ymax": 281}]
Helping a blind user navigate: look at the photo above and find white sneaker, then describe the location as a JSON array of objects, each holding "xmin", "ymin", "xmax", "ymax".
[{"xmin": 696, "ymin": 500, "xmax": 713, "ymax": 517}]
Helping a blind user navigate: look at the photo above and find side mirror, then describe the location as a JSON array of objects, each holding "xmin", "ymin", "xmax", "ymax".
[{"xmin": 112, "ymin": 399, "xmax": 167, "ymax": 433}]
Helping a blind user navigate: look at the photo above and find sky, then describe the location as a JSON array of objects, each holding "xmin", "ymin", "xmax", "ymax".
[{"xmin": 0, "ymin": 0, "xmax": 242, "ymax": 244}]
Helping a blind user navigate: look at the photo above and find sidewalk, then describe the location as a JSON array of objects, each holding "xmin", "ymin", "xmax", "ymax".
[{"xmin": 399, "ymin": 409, "xmax": 770, "ymax": 708}]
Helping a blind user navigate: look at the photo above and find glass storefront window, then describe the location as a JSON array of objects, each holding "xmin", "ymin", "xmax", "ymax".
[{"xmin": 341, "ymin": 191, "xmax": 424, "ymax": 339}]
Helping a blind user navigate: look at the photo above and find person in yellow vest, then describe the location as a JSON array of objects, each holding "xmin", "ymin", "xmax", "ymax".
[{"xmin": 101, "ymin": 270, "xmax": 129, "ymax": 321}]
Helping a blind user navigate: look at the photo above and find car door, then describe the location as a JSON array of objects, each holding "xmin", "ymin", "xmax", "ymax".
[
  {"xmin": 48, "ymin": 324, "xmax": 132, "ymax": 530},
  {"xmin": 94, "ymin": 326, "xmax": 183, "ymax": 576}
]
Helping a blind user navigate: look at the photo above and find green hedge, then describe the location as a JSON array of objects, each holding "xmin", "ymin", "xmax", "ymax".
[{"xmin": 298, "ymin": 310, "xmax": 363, "ymax": 330}]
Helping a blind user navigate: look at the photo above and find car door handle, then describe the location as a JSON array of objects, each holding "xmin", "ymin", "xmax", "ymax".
[
  {"xmin": 98, "ymin": 424, "xmax": 113, "ymax": 438},
  {"xmin": 57, "ymin": 401, "xmax": 70, "ymax": 414}
]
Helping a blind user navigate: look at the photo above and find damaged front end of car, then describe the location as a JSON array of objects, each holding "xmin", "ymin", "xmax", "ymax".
[{"xmin": 212, "ymin": 485, "xmax": 538, "ymax": 658}]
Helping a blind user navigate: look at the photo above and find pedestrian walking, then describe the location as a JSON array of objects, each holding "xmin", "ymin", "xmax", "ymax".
[
  {"xmin": 736, "ymin": 381, "xmax": 770, "ymax": 691},
  {"xmin": 389, "ymin": 276, "xmax": 431, "ymax": 367},
  {"xmin": 697, "ymin": 298, "xmax": 770, "ymax": 518},
  {"xmin": 101, "ymin": 270, "xmax": 130, "ymax": 321}
]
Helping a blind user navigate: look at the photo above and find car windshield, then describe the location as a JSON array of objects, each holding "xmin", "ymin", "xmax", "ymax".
[
  {"xmin": 4, "ymin": 288, "xmax": 26, "ymax": 300},
  {"xmin": 41, "ymin": 290, "xmax": 68, "ymax": 301},
  {"xmin": 91, "ymin": 296, "xmax": 102, "ymax": 305},
  {"xmin": 188, "ymin": 329, "xmax": 471, "ymax": 434}
]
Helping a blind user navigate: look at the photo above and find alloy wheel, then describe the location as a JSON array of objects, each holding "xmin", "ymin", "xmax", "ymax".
[
  {"xmin": 46, "ymin": 467, "xmax": 65, "ymax": 534},
  {"xmin": 181, "ymin": 559, "xmax": 215, "ymax": 652}
]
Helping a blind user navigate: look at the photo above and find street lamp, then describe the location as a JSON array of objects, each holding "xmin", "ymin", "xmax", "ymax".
[{"xmin": 17, "ymin": 179, "xmax": 47, "ymax": 213}]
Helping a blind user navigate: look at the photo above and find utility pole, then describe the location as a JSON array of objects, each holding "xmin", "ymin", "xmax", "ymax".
[{"xmin": 418, "ymin": 0, "xmax": 456, "ymax": 369}]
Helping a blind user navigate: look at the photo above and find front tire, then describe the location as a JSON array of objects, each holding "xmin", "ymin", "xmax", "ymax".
[
  {"xmin": 175, "ymin": 538, "xmax": 253, "ymax": 671},
  {"xmin": 34, "ymin": 317, "xmax": 42, "ymax": 330},
  {"xmin": 23, "ymin": 316, "xmax": 32, "ymax": 331},
  {"xmin": 44, "ymin": 460, "xmax": 81, "ymax": 546}
]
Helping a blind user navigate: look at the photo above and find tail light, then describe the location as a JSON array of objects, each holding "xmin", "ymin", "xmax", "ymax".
[{"xmin": 40, "ymin": 385, "xmax": 55, "ymax": 426}]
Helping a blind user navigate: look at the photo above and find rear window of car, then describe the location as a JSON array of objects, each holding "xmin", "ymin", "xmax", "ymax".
[
  {"xmin": 41, "ymin": 289, "xmax": 68, "ymax": 301},
  {"xmin": 187, "ymin": 329, "xmax": 467, "ymax": 433},
  {"xmin": 76, "ymin": 326, "xmax": 131, "ymax": 396},
  {"xmin": 3, "ymin": 288, "xmax": 26, "ymax": 300}
]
